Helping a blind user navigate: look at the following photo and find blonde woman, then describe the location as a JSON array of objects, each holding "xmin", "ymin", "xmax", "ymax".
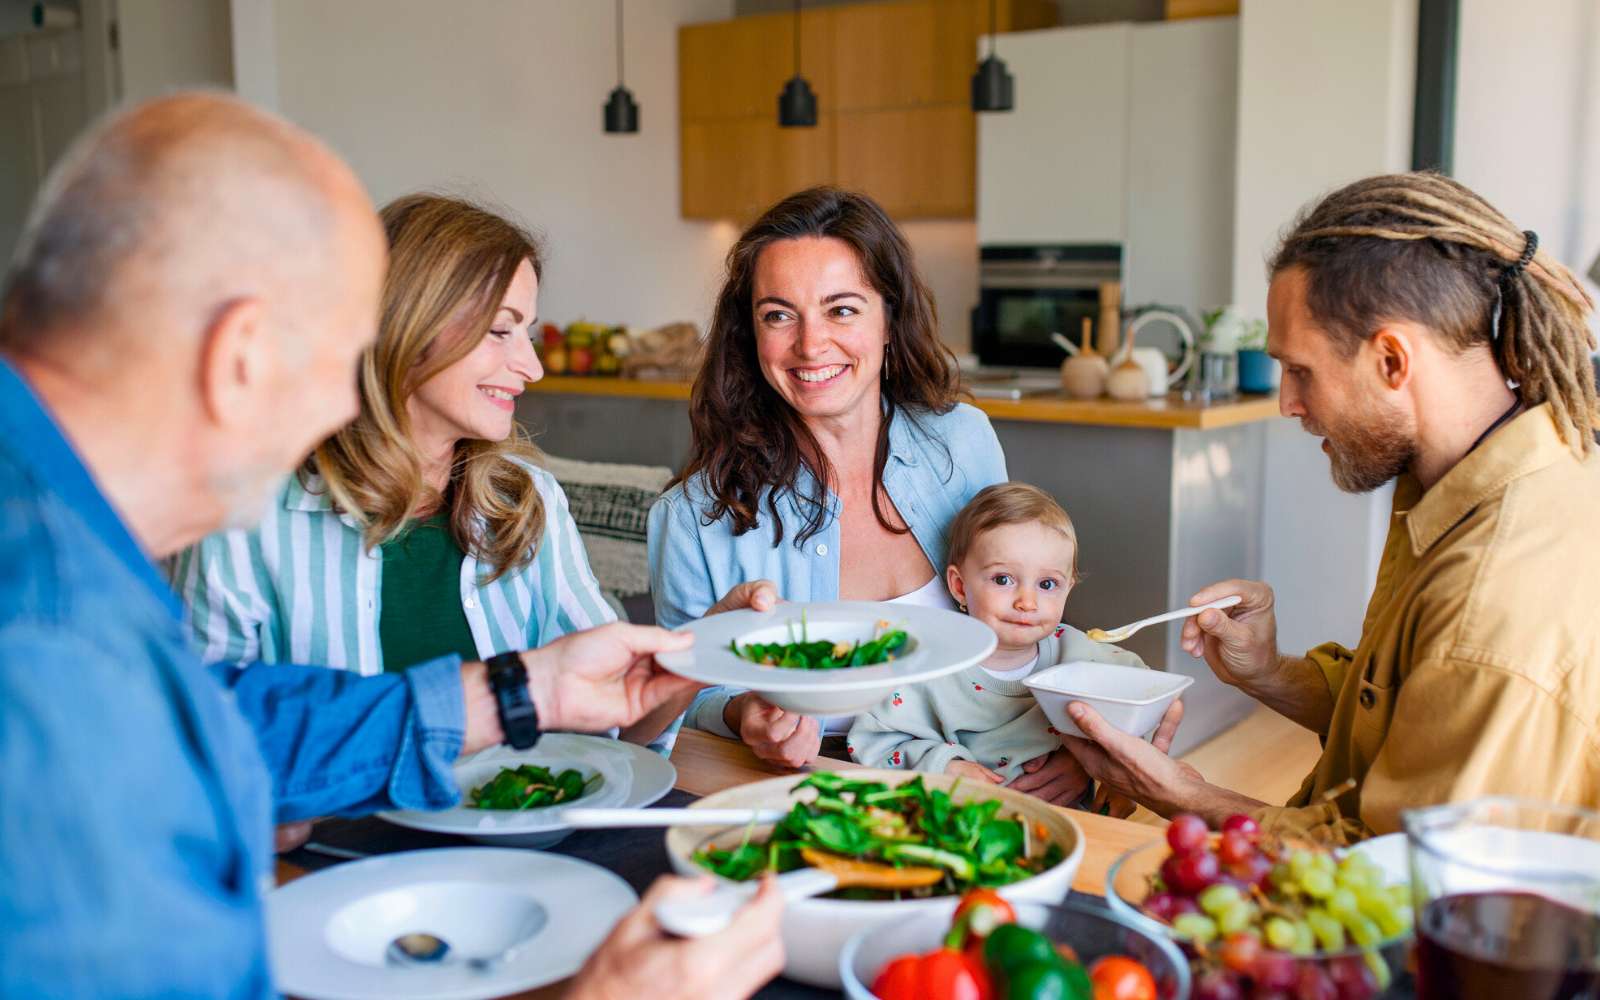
[{"xmin": 175, "ymin": 195, "xmax": 664, "ymax": 747}]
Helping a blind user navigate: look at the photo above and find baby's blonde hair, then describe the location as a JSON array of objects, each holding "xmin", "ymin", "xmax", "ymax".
[{"xmin": 947, "ymin": 482, "xmax": 1080, "ymax": 582}]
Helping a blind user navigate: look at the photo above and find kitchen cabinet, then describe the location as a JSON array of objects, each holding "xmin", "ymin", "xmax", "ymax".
[
  {"xmin": 678, "ymin": 0, "xmax": 1056, "ymax": 221},
  {"xmin": 977, "ymin": 17, "xmax": 1238, "ymax": 311}
]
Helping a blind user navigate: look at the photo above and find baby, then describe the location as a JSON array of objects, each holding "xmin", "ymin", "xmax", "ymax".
[{"xmin": 847, "ymin": 482, "xmax": 1147, "ymax": 798}]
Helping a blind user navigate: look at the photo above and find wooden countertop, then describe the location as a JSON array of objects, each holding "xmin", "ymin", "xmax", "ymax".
[{"xmin": 524, "ymin": 375, "xmax": 1279, "ymax": 431}]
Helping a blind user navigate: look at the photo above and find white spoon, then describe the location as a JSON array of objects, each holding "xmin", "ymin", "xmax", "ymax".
[{"xmin": 1085, "ymin": 595, "xmax": 1243, "ymax": 644}]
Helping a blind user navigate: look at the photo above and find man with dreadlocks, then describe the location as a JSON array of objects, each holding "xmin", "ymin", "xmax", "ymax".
[{"xmin": 1057, "ymin": 171, "xmax": 1600, "ymax": 839}]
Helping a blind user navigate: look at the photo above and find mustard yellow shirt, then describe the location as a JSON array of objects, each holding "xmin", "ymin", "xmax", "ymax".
[{"xmin": 1256, "ymin": 404, "xmax": 1600, "ymax": 839}]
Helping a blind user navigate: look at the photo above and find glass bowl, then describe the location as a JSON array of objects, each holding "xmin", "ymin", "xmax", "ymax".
[
  {"xmin": 840, "ymin": 897, "xmax": 1192, "ymax": 1000},
  {"xmin": 1105, "ymin": 839, "xmax": 1415, "ymax": 998}
]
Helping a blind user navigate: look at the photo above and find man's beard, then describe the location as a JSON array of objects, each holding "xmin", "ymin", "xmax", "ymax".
[{"xmin": 1314, "ymin": 409, "xmax": 1415, "ymax": 494}]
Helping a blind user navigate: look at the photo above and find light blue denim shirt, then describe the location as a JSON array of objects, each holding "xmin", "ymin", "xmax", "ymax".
[
  {"xmin": 0, "ymin": 358, "xmax": 468, "ymax": 998},
  {"xmin": 648, "ymin": 402, "xmax": 1007, "ymax": 738}
]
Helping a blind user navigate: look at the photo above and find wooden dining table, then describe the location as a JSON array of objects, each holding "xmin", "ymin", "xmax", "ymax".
[{"xmin": 275, "ymin": 729, "xmax": 1166, "ymax": 998}]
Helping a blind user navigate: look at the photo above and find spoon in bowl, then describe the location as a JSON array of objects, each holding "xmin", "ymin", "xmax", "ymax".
[
  {"xmin": 655, "ymin": 848, "xmax": 945, "ymax": 938},
  {"xmin": 1085, "ymin": 595, "xmax": 1242, "ymax": 645},
  {"xmin": 387, "ymin": 933, "xmax": 516, "ymax": 974}
]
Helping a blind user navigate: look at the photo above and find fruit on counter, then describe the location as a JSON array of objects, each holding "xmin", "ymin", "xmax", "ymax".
[
  {"xmin": 871, "ymin": 889, "xmax": 1159, "ymax": 1000},
  {"xmin": 1135, "ymin": 813, "xmax": 1408, "ymax": 1000},
  {"xmin": 539, "ymin": 322, "xmax": 567, "ymax": 375}
]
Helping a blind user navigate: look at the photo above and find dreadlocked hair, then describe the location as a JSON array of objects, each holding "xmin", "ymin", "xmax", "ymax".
[{"xmin": 1270, "ymin": 171, "xmax": 1597, "ymax": 455}]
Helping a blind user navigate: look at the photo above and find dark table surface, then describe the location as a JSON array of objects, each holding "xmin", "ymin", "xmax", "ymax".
[{"xmin": 284, "ymin": 793, "xmax": 1415, "ymax": 999}]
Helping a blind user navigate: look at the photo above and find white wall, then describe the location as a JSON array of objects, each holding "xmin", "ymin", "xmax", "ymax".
[
  {"xmin": 1455, "ymin": 0, "xmax": 1600, "ymax": 335},
  {"xmin": 117, "ymin": 0, "xmax": 232, "ymax": 102},
  {"xmin": 1231, "ymin": 0, "xmax": 1418, "ymax": 654},
  {"xmin": 242, "ymin": 0, "xmax": 736, "ymax": 333}
]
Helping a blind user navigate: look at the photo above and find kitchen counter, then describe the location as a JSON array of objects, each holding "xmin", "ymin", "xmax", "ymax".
[
  {"xmin": 517, "ymin": 378, "xmax": 1273, "ymax": 754},
  {"xmin": 523, "ymin": 376, "xmax": 1279, "ymax": 431}
]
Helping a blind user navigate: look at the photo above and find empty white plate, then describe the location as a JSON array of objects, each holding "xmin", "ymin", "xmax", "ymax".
[
  {"xmin": 379, "ymin": 734, "xmax": 676, "ymax": 848},
  {"xmin": 654, "ymin": 601, "xmax": 996, "ymax": 716},
  {"xmin": 268, "ymin": 847, "xmax": 637, "ymax": 1000}
]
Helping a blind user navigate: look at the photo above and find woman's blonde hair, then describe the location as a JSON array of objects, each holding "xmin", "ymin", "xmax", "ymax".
[
  {"xmin": 947, "ymin": 483, "xmax": 1079, "ymax": 582},
  {"xmin": 308, "ymin": 193, "xmax": 547, "ymax": 582}
]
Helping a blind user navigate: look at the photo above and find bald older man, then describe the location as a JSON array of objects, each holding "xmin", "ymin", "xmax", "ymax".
[{"xmin": 0, "ymin": 93, "xmax": 781, "ymax": 999}]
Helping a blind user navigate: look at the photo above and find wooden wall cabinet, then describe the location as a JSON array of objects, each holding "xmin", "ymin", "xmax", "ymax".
[{"xmin": 678, "ymin": 0, "xmax": 1055, "ymax": 221}]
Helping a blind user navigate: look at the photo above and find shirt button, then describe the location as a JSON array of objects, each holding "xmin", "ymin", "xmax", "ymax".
[
  {"xmin": 1358, "ymin": 687, "xmax": 1376, "ymax": 710},
  {"xmin": 816, "ymin": 543, "xmax": 828, "ymax": 556},
  {"xmin": 464, "ymin": 595, "xmax": 477, "ymax": 609}
]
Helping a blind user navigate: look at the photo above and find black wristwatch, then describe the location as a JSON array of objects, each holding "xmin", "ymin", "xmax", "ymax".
[{"xmin": 486, "ymin": 651, "xmax": 541, "ymax": 750}]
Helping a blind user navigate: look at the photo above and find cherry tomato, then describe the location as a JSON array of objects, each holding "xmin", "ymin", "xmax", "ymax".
[
  {"xmin": 1088, "ymin": 955, "xmax": 1158, "ymax": 1000},
  {"xmin": 953, "ymin": 888, "xmax": 1019, "ymax": 941}
]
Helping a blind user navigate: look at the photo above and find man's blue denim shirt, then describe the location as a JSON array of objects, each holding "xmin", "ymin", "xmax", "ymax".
[{"xmin": 0, "ymin": 357, "xmax": 470, "ymax": 997}]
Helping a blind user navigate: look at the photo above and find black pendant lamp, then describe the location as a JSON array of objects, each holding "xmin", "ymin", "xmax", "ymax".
[
  {"xmin": 603, "ymin": 0, "xmax": 639, "ymax": 133},
  {"xmin": 778, "ymin": 0, "xmax": 817, "ymax": 127},
  {"xmin": 971, "ymin": 0, "xmax": 1014, "ymax": 112}
]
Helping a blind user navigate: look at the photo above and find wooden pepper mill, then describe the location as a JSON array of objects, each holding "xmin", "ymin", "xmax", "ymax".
[
  {"xmin": 1061, "ymin": 316, "xmax": 1109, "ymax": 399},
  {"xmin": 1105, "ymin": 319, "xmax": 1150, "ymax": 401}
]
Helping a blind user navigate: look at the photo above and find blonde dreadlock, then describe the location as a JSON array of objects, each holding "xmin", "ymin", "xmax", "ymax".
[{"xmin": 1270, "ymin": 171, "xmax": 1598, "ymax": 455}]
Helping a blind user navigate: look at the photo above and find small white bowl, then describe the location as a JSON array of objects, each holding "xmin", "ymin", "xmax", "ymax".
[{"xmin": 1024, "ymin": 661, "xmax": 1194, "ymax": 739}]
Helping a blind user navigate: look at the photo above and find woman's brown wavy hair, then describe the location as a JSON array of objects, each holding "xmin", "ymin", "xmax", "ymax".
[
  {"xmin": 307, "ymin": 193, "xmax": 547, "ymax": 582},
  {"xmin": 676, "ymin": 186, "xmax": 962, "ymax": 547}
]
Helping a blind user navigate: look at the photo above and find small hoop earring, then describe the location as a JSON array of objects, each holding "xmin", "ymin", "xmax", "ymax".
[{"xmin": 958, "ymin": 602, "xmax": 968, "ymax": 614}]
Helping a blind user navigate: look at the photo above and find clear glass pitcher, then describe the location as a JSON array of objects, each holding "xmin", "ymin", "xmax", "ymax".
[{"xmin": 1404, "ymin": 797, "xmax": 1600, "ymax": 1000}]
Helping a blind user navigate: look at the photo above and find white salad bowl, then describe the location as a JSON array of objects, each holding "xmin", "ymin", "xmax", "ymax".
[
  {"xmin": 1024, "ymin": 661, "xmax": 1194, "ymax": 739},
  {"xmin": 663, "ymin": 768, "xmax": 1084, "ymax": 989}
]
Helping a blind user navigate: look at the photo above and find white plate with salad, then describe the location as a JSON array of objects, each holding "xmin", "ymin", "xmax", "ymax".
[
  {"xmin": 378, "ymin": 733, "xmax": 676, "ymax": 848},
  {"xmin": 654, "ymin": 600, "xmax": 997, "ymax": 715}
]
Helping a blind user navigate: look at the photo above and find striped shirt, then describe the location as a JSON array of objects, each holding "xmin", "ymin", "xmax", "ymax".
[{"xmin": 172, "ymin": 463, "xmax": 616, "ymax": 675}]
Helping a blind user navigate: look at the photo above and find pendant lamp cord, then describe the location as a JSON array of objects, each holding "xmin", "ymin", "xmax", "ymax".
[
  {"xmin": 616, "ymin": 0, "xmax": 625, "ymax": 87},
  {"xmin": 793, "ymin": 0, "xmax": 802, "ymax": 76},
  {"xmin": 988, "ymin": 0, "xmax": 998, "ymax": 57}
]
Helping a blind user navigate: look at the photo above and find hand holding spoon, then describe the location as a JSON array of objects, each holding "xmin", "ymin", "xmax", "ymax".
[{"xmin": 1086, "ymin": 595, "xmax": 1242, "ymax": 644}]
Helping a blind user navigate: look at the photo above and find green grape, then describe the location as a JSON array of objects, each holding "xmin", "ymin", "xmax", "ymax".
[
  {"xmin": 1173, "ymin": 913, "xmax": 1219, "ymax": 944},
  {"xmin": 1291, "ymin": 921, "xmax": 1316, "ymax": 956},
  {"xmin": 1338, "ymin": 862, "xmax": 1382, "ymax": 891},
  {"xmin": 1217, "ymin": 900, "xmax": 1257, "ymax": 935},
  {"xmin": 1289, "ymin": 850, "xmax": 1315, "ymax": 878},
  {"xmin": 1307, "ymin": 909, "xmax": 1347, "ymax": 951},
  {"xmin": 1301, "ymin": 868, "xmax": 1335, "ymax": 899},
  {"xmin": 1265, "ymin": 916, "xmax": 1299, "ymax": 951},
  {"xmin": 1311, "ymin": 852, "xmax": 1338, "ymax": 878},
  {"xmin": 1199, "ymin": 884, "xmax": 1243, "ymax": 916},
  {"xmin": 1270, "ymin": 862, "xmax": 1297, "ymax": 894},
  {"xmin": 1386, "ymin": 884, "xmax": 1412, "ymax": 911},
  {"xmin": 1328, "ymin": 888, "xmax": 1359, "ymax": 918},
  {"xmin": 1358, "ymin": 891, "xmax": 1407, "ymax": 938},
  {"xmin": 1344, "ymin": 912, "xmax": 1382, "ymax": 947},
  {"xmin": 1366, "ymin": 951, "xmax": 1393, "ymax": 990}
]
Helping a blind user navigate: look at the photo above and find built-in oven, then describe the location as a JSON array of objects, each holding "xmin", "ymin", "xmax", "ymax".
[{"xmin": 971, "ymin": 243, "xmax": 1122, "ymax": 370}]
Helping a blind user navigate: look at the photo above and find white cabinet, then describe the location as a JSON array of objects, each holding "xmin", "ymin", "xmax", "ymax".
[{"xmin": 978, "ymin": 18, "xmax": 1239, "ymax": 311}]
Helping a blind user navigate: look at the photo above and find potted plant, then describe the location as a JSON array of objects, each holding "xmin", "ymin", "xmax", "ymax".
[{"xmin": 1236, "ymin": 318, "xmax": 1275, "ymax": 394}]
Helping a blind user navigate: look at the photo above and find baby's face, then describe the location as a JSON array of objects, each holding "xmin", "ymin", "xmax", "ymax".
[{"xmin": 949, "ymin": 521, "xmax": 1076, "ymax": 650}]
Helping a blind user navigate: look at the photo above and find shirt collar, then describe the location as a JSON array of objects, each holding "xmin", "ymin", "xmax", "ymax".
[
  {"xmin": 0, "ymin": 355, "xmax": 182, "ymax": 617},
  {"xmin": 1402, "ymin": 402, "xmax": 1571, "ymax": 556},
  {"xmin": 284, "ymin": 470, "xmax": 336, "ymax": 511},
  {"xmin": 885, "ymin": 403, "xmax": 921, "ymax": 467}
]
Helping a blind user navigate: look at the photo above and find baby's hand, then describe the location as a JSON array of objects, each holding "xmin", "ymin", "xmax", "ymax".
[
  {"xmin": 1091, "ymin": 783, "xmax": 1138, "ymax": 819},
  {"xmin": 946, "ymin": 760, "xmax": 1004, "ymax": 784}
]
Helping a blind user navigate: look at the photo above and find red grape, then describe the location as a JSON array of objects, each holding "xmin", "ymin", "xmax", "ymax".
[
  {"xmin": 1296, "ymin": 963, "xmax": 1339, "ymax": 1000},
  {"xmin": 1192, "ymin": 970, "xmax": 1244, "ymax": 1000},
  {"xmin": 1220, "ymin": 813, "xmax": 1260, "ymax": 839},
  {"xmin": 1168, "ymin": 849, "xmax": 1221, "ymax": 894},
  {"xmin": 1167, "ymin": 813, "xmax": 1210, "ymax": 854},
  {"xmin": 1253, "ymin": 950, "xmax": 1299, "ymax": 990},
  {"xmin": 1326, "ymin": 956, "xmax": 1379, "ymax": 1000},
  {"xmin": 1218, "ymin": 829, "xmax": 1255, "ymax": 865},
  {"xmin": 1218, "ymin": 932, "xmax": 1261, "ymax": 973},
  {"xmin": 1226, "ymin": 851, "xmax": 1274, "ymax": 888},
  {"xmin": 1142, "ymin": 891, "xmax": 1181, "ymax": 921}
]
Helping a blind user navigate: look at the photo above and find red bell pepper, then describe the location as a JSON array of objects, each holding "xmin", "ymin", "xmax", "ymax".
[{"xmin": 869, "ymin": 947, "xmax": 994, "ymax": 1000}]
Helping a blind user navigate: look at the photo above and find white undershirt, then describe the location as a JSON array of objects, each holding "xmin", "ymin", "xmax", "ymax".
[
  {"xmin": 982, "ymin": 651, "xmax": 1040, "ymax": 682},
  {"xmin": 819, "ymin": 575, "xmax": 957, "ymax": 734}
]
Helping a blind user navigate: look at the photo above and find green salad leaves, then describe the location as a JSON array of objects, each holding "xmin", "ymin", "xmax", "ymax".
[
  {"xmin": 466, "ymin": 764, "xmax": 600, "ymax": 811},
  {"xmin": 730, "ymin": 616, "xmax": 909, "ymax": 670},
  {"xmin": 693, "ymin": 772, "xmax": 1061, "ymax": 899}
]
